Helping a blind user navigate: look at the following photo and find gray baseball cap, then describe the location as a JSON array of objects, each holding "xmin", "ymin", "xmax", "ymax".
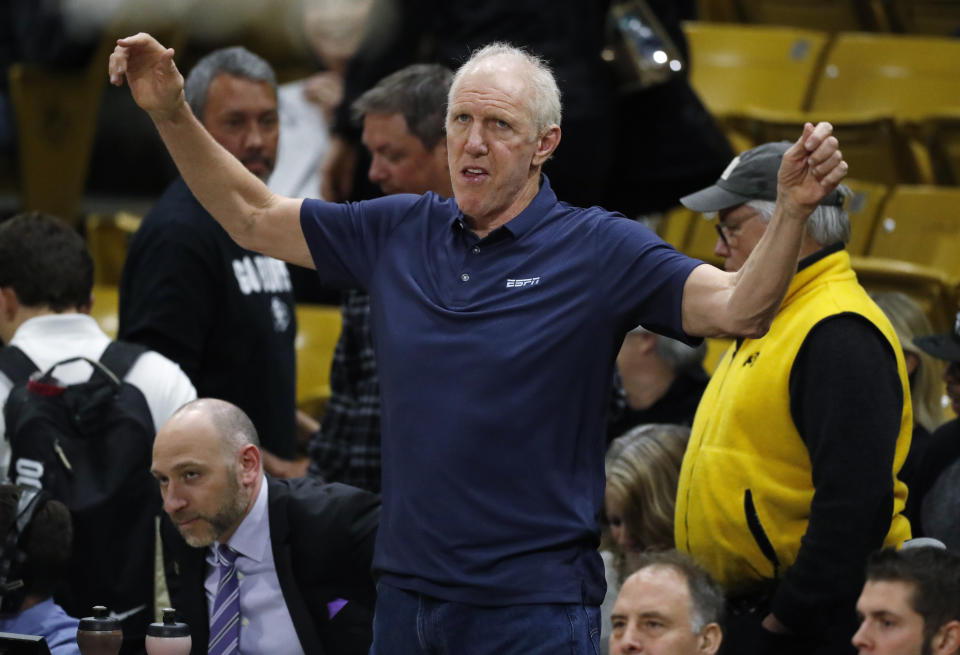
[
  {"xmin": 680, "ymin": 141, "xmax": 844, "ymax": 213},
  {"xmin": 915, "ymin": 310, "xmax": 960, "ymax": 363}
]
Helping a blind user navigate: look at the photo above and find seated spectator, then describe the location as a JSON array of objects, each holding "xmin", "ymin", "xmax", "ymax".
[
  {"xmin": 913, "ymin": 311, "xmax": 960, "ymax": 550},
  {"xmin": 608, "ymin": 326, "xmax": 708, "ymax": 439},
  {"xmin": 609, "ymin": 550, "xmax": 724, "ymax": 655},
  {"xmin": 871, "ymin": 292, "xmax": 946, "ymax": 531},
  {"xmin": 601, "ymin": 423, "xmax": 690, "ymax": 652},
  {"xmin": 0, "ymin": 211, "xmax": 196, "ymax": 650},
  {"xmin": 605, "ymin": 423, "xmax": 690, "ymax": 555},
  {"xmin": 852, "ymin": 546, "xmax": 960, "ymax": 655},
  {"xmin": 0, "ymin": 484, "xmax": 79, "ymax": 655},
  {"xmin": 153, "ymin": 398, "xmax": 380, "ymax": 655}
]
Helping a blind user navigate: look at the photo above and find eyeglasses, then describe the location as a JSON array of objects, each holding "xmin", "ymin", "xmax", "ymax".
[{"xmin": 715, "ymin": 223, "xmax": 733, "ymax": 248}]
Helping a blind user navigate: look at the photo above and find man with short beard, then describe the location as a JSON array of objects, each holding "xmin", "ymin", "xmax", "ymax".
[
  {"xmin": 852, "ymin": 547, "xmax": 960, "ymax": 655},
  {"xmin": 120, "ymin": 46, "xmax": 303, "ymax": 479},
  {"xmin": 151, "ymin": 398, "xmax": 379, "ymax": 655}
]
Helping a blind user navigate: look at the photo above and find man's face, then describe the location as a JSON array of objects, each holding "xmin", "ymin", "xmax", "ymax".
[
  {"xmin": 610, "ymin": 565, "xmax": 712, "ymax": 655},
  {"xmin": 445, "ymin": 58, "xmax": 554, "ymax": 227},
  {"xmin": 853, "ymin": 580, "xmax": 928, "ymax": 655},
  {"xmin": 714, "ymin": 204, "xmax": 768, "ymax": 273},
  {"xmin": 361, "ymin": 112, "xmax": 450, "ymax": 196},
  {"xmin": 151, "ymin": 413, "xmax": 249, "ymax": 548},
  {"xmin": 944, "ymin": 362, "xmax": 960, "ymax": 416},
  {"xmin": 202, "ymin": 73, "xmax": 279, "ymax": 181}
]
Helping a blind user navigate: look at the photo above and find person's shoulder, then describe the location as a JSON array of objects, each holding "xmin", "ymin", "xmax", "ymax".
[
  {"xmin": 138, "ymin": 178, "xmax": 219, "ymax": 235},
  {"xmin": 271, "ymin": 478, "xmax": 379, "ymax": 523},
  {"xmin": 125, "ymin": 348, "xmax": 195, "ymax": 389}
]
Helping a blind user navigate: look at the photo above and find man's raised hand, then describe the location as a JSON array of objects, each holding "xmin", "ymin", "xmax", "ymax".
[
  {"xmin": 778, "ymin": 121, "xmax": 849, "ymax": 213},
  {"xmin": 108, "ymin": 33, "xmax": 186, "ymax": 122}
]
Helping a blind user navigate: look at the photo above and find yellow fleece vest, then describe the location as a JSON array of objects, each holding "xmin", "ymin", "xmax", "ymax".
[{"xmin": 675, "ymin": 249, "xmax": 912, "ymax": 594}]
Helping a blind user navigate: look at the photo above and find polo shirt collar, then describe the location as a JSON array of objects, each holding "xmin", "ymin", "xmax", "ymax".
[{"xmin": 450, "ymin": 174, "xmax": 557, "ymax": 240}]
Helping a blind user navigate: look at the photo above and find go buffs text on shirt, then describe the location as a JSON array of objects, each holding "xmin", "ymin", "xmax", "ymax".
[{"xmin": 233, "ymin": 255, "xmax": 292, "ymax": 295}]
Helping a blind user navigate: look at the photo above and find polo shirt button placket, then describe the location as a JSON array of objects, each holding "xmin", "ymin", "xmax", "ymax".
[
  {"xmin": 460, "ymin": 273, "xmax": 470, "ymax": 282},
  {"xmin": 472, "ymin": 246, "xmax": 480, "ymax": 254}
]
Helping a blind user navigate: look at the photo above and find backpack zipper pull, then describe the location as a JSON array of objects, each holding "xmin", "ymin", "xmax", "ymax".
[{"xmin": 54, "ymin": 439, "xmax": 73, "ymax": 472}]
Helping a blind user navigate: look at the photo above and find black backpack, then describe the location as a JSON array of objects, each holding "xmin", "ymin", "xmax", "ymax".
[{"xmin": 0, "ymin": 341, "xmax": 159, "ymax": 653}]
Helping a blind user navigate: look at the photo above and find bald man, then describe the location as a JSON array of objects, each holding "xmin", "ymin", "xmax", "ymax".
[{"xmin": 152, "ymin": 399, "xmax": 379, "ymax": 655}]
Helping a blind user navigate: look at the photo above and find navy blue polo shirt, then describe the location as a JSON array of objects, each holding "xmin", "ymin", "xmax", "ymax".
[{"xmin": 301, "ymin": 177, "xmax": 701, "ymax": 606}]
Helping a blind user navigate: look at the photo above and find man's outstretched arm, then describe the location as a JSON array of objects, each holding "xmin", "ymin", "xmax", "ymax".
[
  {"xmin": 680, "ymin": 121, "xmax": 849, "ymax": 338},
  {"xmin": 109, "ymin": 32, "xmax": 313, "ymax": 268}
]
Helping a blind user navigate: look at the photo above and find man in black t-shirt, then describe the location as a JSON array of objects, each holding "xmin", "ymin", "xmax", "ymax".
[{"xmin": 119, "ymin": 47, "xmax": 303, "ymax": 476}]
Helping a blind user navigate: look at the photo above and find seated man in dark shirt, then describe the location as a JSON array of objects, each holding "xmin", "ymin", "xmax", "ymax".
[
  {"xmin": 913, "ymin": 311, "xmax": 960, "ymax": 551},
  {"xmin": 608, "ymin": 325, "xmax": 708, "ymax": 440},
  {"xmin": 153, "ymin": 398, "xmax": 380, "ymax": 655}
]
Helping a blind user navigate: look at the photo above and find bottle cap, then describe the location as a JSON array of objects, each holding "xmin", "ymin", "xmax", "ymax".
[
  {"xmin": 146, "ymin": 608, "xmax": 190, "ymax": 638},
  {"xmin": 78, "ymin": 606, "xmax": 121, "ymax": 632}
]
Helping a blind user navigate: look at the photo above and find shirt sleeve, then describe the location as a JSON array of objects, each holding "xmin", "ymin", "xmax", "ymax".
[
  {"xmin": 594, "ymin": 213, "xmax": 703, "ymax": 343},
  {"xmin": 771, "ymin": 313, "xmax": 904, "ymax": 633},
  {"xmin": 299, "ymin": 193, "xmax": 425, "ymax": 289}
]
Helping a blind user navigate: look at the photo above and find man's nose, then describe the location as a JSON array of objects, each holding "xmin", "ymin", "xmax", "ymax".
[
  {"xmin": 162, "ymin": 484, "xmax": 187, "ymax": 515},
  {"xmin": 368, "ymin": 156, "xmax": 387, "ymax": 184},
  {"xmin": 465, "ymin": 123, "xmax": 487, "ymax": 155},
  {"xmin": 713, "ymin": 234, "xmax": 730, "ymax": 259}
]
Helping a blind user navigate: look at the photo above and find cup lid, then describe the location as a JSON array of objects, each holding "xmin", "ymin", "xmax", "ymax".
[
  {"xmin": 146, "ymin": 608, "xmax": 190, "ymax": 638},
  {"xmin": 78, "ymin": 606, "xmax": 121, "ymax": 632}
]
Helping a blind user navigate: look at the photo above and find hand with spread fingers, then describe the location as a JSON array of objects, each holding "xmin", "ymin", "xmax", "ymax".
[
  {"xmin": 108, "ymin": 32, "xmax": 186, "ymax": 122},
  {"xmin": 778, "ymin": 121, "xmax": 848, "ymax": 214}
]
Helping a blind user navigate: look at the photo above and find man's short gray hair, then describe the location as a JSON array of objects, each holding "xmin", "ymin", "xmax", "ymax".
[
  {"xmin": 448, "ymin": 42, "xmax": 562, "ymax": 137},
  {"xmin": 184, "ymin": 46, "xmax": 277, "ymax": 121},
  {"xmin": 745, "ymin": 183, "xmax": 852, "ymax": 247},
  {"xmin": 631, "ymin": 551, "xmax": 725, "ymax": 634},
  {"xmin": 352, "ymin": 63, "xmax": 453, "ymax": 151}
]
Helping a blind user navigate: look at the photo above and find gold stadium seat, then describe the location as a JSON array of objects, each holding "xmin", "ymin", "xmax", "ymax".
[
  {"xmin": 295, "ymin": 304, "xmax": 342, "ymax": 418},
  {"xmin": 885, "ymin": 0, "xmax": 960, "ymax": 36},
  {"xmin": 704, "ymin": 337, "xmax": 734, "ymax": 375},
  {"xmin": 660, "ymin": 205, "xmax": 696, "ymax": 251},
  {"xmin": 85, "ymin": 212, "xmax": 142, "ymax": 287},
  {"xmin": 850, "ymin": 256, "xmax": 958, "ymax": 333},
  {"xmin": 867, "ymin": 185, "xmax": 960, "ymax": 279},
  {"xmin": 683, "ymin": 22, "xmax": 829, "ymax": 118},
  {"xmin": 9, "ymin": 60, "xmax": 107, "ymax": 223},
  {"xmin": 726, "ymin": 107, "xmax": 925, "ymax": 186},
  {"xmin": 843, "ymin": 178, "xmax": 890, "ymax": 256},
  {"xmin": 90, "ymin": 285, "xmax": 120, "ymax": 339},
  {"xmin": 924, "ymin": 112, "xmax": 960, "ymax": 185},
  {"xmin": 809, "ymin": 32, "xmax": 960, "ymax": 121},
  {"xmin": 737, "ymin": 0, "xmax": 886, "ymax": 31}
]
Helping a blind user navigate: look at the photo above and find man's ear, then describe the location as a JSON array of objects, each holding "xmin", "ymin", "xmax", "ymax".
[
  {"xmin": 237, "ymin": 444, "xmax": 262, "ymax": 485},
  {"xmin": 0, "ymin": 286, "xmax": 20, "ymax": 320},
  {"xmin": 698, "ymin": 623, "xmax": 722, "ymax": 655},
  {"xmin": 931, "ymin": 620, "xmax": 960, "ymax": 655},
  {"xmin": 532, "ymin": 125, "xmax": 561, "ymax": 167}
]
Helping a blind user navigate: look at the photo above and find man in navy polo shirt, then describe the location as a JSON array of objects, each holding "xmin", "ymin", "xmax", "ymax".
[{"xmin": 110, "ymin": 35, "xmax": 848, "ymax": 654}]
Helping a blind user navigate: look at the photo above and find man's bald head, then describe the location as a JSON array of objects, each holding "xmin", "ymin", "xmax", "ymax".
[{"xmin": 152, "ymin": 399, "xmax": 263, "ymax": 547}]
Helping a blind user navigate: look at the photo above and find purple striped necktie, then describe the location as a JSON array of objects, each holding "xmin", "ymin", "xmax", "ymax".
[{"xmin": 209, "ymin": 544, "xmax": 241, "ymax": 655}]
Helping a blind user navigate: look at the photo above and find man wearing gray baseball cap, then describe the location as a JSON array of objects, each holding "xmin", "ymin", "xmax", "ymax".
[{"xmin": 675, "ymin": 141, "xmax": 914, "ymax": 655}]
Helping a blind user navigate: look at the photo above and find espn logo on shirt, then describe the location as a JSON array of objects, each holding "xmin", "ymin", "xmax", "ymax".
[{"xmin": 506, "ymin": 277, "xmax": 541, "ymax": 288}]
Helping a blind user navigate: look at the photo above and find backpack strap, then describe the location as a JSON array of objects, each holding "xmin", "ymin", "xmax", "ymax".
[
  {"xmin": 98, "ymin": 341, "xmax": 148, "ymax": 381},
  {"xmin": 0, "ymin": 346, "xmax": 40, "ymax": 385}
]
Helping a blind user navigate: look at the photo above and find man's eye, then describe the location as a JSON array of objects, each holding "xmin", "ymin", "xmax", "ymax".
[{"xmin": 496, "ymin": 119, "xmax": 509, "ymax": 129}]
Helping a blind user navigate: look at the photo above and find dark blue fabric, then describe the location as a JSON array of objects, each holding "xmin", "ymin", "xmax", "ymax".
[
  {"xmin": 369, "ymin": 582, "xmax": 601, "ymax": 655},
  {"xmin": 300, "ymin": 177, "xmax": 701, "ymax": 606}
]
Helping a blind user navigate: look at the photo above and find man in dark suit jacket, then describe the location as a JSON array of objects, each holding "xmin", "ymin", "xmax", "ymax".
[{"xmin": 151, "ymin": 398, "xmax": 379, "ymax": 655}]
